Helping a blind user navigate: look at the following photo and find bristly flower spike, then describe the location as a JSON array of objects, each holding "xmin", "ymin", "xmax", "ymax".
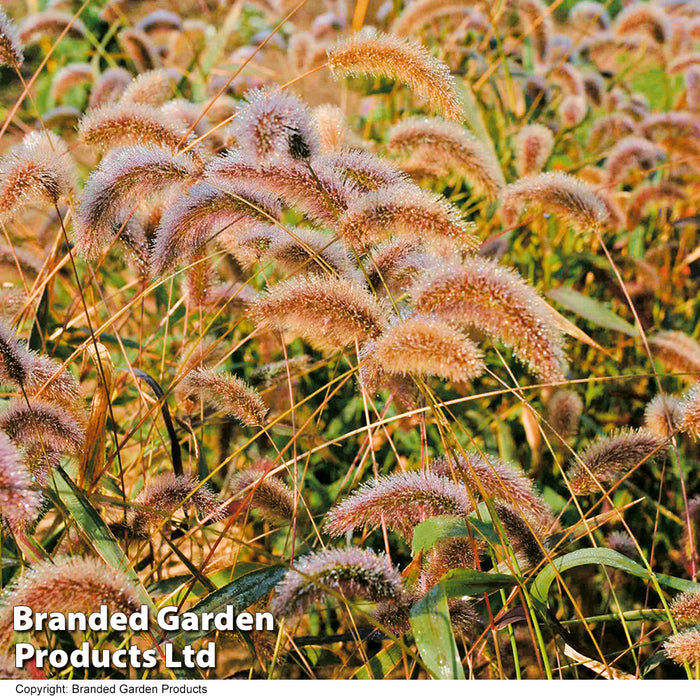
[
  {"xmin": 664, "ymin": 629, "xmax": 700, "ymax": 666},
  {"xmin": 411, "ymin": 257, "xmax": 568, "ymax": 382},
  {"xmin": 431, "ymin": 451, "xmax": 554, "ymax": 527},
  {"xmin": 251, "ymin": 275, "xmax": 388, "ymax": 352},
  {"xmin": 17, "ymin": 10, "xmax": 87, "ymax": 45},
  {"xmin": 229, "ymin": 464, "xmax": 294, "ymax": 524},
  {"xmin": 648, "ymin": 331, "xmax": 700, "ymax": 377},
  {"xmin": 0, "ymin": 131, "xmax": 75, "ymax": 225},
  {"xmin": 501, "ymin": 172, "xmax": 610, "ymax": 234},
  {"xmin": 0, "ymin": 322, "xmax": 82, "ymax": 416},
  {"xmin": 75, "ymin": 146, "xmax": 199, "ymax": 260},
  {"xmin": 567, "ymin": 428, "xmax": 668, "ymax": 495},
  {"xmin": 605, "ymin": 136, "xmax": 663, "ymax": 188},
  {"xmin": 644, "ymin": 393, "xmax": 683, "ymax": 438},
  {"xmin": 547, "ymin": 389, "xmax": 583, "ymax": 440},
  {"xmin": 128, "ymin": 473, "xmax": 224, "ymax": 534},
  {"xmin": 0, "ymin": 432, "xmax": 41, "ymax": 528},
  {"xmin": 50, "ymin": 63, "xmax": 93, "ymax": 103},
  {"xmin": 326, "ymin": 29, "xmax": 464, "ymax": 121},
  {"xmin": 88, "ymin": 67, "xmax": 132, "ymax": 109},
  {"xmin": 0, "ymin": 558, "xmax": 140, "ymax": 651},
  {"xmin": 680, "ymin": 383, "xmax": 700, "ymax": 440},
  {"xmin": 0, "ymin": 401, "xmax": 85, "ymax": 457},
  {"xmin": 78, "ymin": 102, "xmax": 199, "ymax": 155},
  {"xmin": 337, "ymin": 182, "xmax": 479, "ymax": 251},
  {"xmin": 364, "ymin": 315, "xmax": 486, "ymax": 384},
  {"xmin": 387, "ymin": 117, "xmax": 504, "ymax": 201},
  {"xmin": 231, "ymin": 87, "xmax": 320, "ymax": 166},
  {"xmin": 670, "ymin": 591, "xmax": 700, "ymax": 627},
  {"xmin": 0, "ymin": 9, "xmax": 23, "ymax": 67},
  {"xmin": 313, "ymin": 104, "xmax": 349, "ymax": 152},
  {"xmin": 514, "ymin": 124, "xmax": 554, "ymax": 177},
  {"xmin": 150, "ymin": 179, "xmax": 281, "ymax": 276},
  {"xmin": 176, "ymin": 366, "xmax": 268, "ymax": 427},
  {"xmin": 324, "ymin": 471, "xmax": 474, "ymax": 541},
  {"xmin": 270, "ymin": 547, "xmax": 404, "ymax": 618},
  {"xmin": 119, "ymin": 68, "xmax": 177, "ymax": 107},
  {"xmin": 209, "ymin": 151, "xmax": 354, "ymax": 226}
]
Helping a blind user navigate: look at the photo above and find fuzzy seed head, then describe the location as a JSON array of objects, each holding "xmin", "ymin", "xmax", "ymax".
[
  {"xmin": 120, "ymin": 69, "xmax": 177, "ymax": 107},
  {"xmin": 151, "ymin": 179, "xmax": 281, "ymax": 275},
  {"xmin": 648, "ymin": 332, "xmax": 700, "ymax": 377},
  {"xmin": 271, "ymin": 546, "xmax": 404, "ymax": 618},
  {"xmin": 129, "ymin": 473, "xmax": 224, "ymax": 535},
  {"xmin": 570, "ymin": 1, "xmax": 610, "ymax": 31},
  {"xmin": 76, "ymin": 146, "xmax": 198, "ymax": 260},
  {"xmin": 588, "ymin": 113, "xmax": 638, "ymax": 152},
  {"xmin": 0, "ymin": 432, "xmax": 41, "ymax": 527},
  {"xmin": 18, "ymin": 10, "xmax": 86, "ymax": 45},
  {"xmin": 671, "ymin": 591, "xmax": 700, "ymax": 627},
  {"xmin": 117, "ymin": 28, "xmax": 159, "ymax": 72},
  {"xmin": 605, "ymin": 136, "xmax": 664, "ymax": 188},
  {"xmin": 313, "ymin": 105, "xmax": 349, "ymax": 152},
  {"xmin": 0, "ymin": 400, "xmax": 85, "ymax": 457},
  {"xmin": 664, "ymin": 628, "xmax": 700, "ymax": 665},
  {"xmin": 210, "ymin": 151, "xmax": 354, "ymax": 226},
  {"xmin": 421, "ymin": 536, "xmax": 476, "ymax": 592},
  {"xmin": 233, "ymin": 224, "xmax": 354, "ymax": 278},
  {"xmin": 606, "ymin": 531, "xmax": 637, "ymax": 558},
  {"xmin": 365, "ymin": 315, "xmax": 486, "ymax": 384},
  {"xmin": 514, "ymin": 124, "xmax": 554, "ymax": 177},
  {"xmin": 680, "ymin": 383, "xmax": 700, "ymax": 440},
  {"xmin": 251, "ymin": 275, "xmax": 388, "ymax": 352},
  {"xmin": 324, "ymin": 471, "xmax": 474, "ymax": 541},
  {"xmin": 0, "ymin": 558, "xmax": 140, "ymax": 650},
  {"xmin": 0, "ymin": 131, "xmax": 75, "ymax": 224},
  {"xmin": 644, "ymin": 393, "xmax": 683, "ymax": 438},
  {"xmin": 0, "ymin": 9, "xmax": 23, "ymax": 67},
  {"xmin": 412, "ymin": 257, "xmax": 567, "ymax": 382},
  {"xmin": 0, "ymin": 321, "xmax": 29, "ymax": 387},
  {"xmin": 327, "ymin": 29, "xmax": 463, "ymax": 121},
  {"xmin": 432, "ymin": 451, "xmax": 554, "ymax": 527},
  {"xmin": 79, "ymin": 102, "xmax": 195, "ymax": 154},
  {"xmin": 88, "ymin": 67, "xmax": 132, "ymax": 109},
  {"xmin": 177, "ymin": 366, "xmax": 268, "ymax": 426},
  {"xmin": 338, "ymin": 182, "xmax": 479, "ymax": 251},
  {"xmin": 135, "ymin": 9, "xmax": 183, "ymax": 33},
  {"xmin": 558, "ymin": 95, "xmax": 587, "ymax": 128},
  {"xmin": 387, "ymin": 117, "xmax": 504, "ymax": 201},
  {"xmin": 317, "ymin": 150, "xmax": 407, "ymax": 192},
  {"xmin": 365, "ymin": 239, "xmax": 431, "ymax": 296},
  {"xmin": 547, "ymin": 389, "xmax": 583, "ymax": 440},
  {"xmin": 50, "ymin": 62, "xmax": 93, "ymax": 104},
  {"xmin": 232, "ymin": 87, "xmax": 319, "ymax": 165},
  {"xmin": 685, "ymin": 65, "xmax": 700, "ymax": 111},
  {"xmin": 614, "ymin": 4, "xmax": 671, "ymax": 44},
  {"xmin": 502, "ymin": 172, "xmax": 609, "ymax": 233},
  {"xmin": 626, "ymin": 183, "xmax": 686, "ymax": 228},
  {"xmin": 391, "ymin": 0, "xmax": 473, "ymax": 38},
  {"xmin": 229, "ymin": 465, "xmax": 293, "ymax": 523},
  {"xmin": 567, "ymin": 428, "xmax": 668, "ymax": 495},
  {"xmin": 642, "ymin": 111, "xmax": 700, "ymax": 143}
]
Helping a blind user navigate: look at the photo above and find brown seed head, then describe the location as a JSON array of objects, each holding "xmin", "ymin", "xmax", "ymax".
[
  {"xmin": 411, "ymin": 257, "xmax": 567, "ymax": 382},
  {"xmin": 270, "ymin": 546, "xmax": 404, "ymax": 618},
  {"xmin": 0, "ymin": 131, "xmax": 75, "ymax": 225},
  {"xmin": 567, "ymin": 428, "xmax": 668, "ymax": 495},
  {"xmin": 387, "ymin": 117, "xmax": 504, "ymax": 201},
  {"xmin": 251, "ymin": 275, "xmax": 389, "ymax": 352},
  {"xmin": 327, "ymin": 29, "xmax": 463, "ymax": 121},
  {"xmin": 324, "ymin": 470, "xmax": 474, "ymax": 541}
]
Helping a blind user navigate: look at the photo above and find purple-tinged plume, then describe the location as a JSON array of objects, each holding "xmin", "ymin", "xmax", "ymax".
[{"xmin": 270, "ymin": 546, "xmax": 404, "ymax": 618}]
